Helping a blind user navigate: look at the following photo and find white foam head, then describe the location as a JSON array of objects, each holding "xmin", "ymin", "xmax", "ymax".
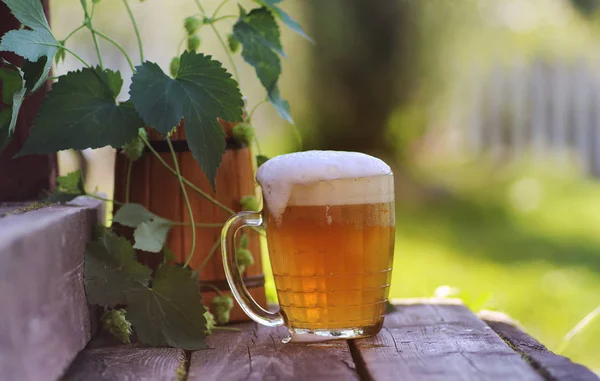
[{"xmin": 256, "ymin": 151, "xmax": 393, "ymax": 220}]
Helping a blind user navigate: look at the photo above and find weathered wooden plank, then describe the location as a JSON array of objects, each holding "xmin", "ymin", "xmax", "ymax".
[
  {"xmin": 485, "ymin": 318, "xmax": 599, "ymax": 381},
  {"xmin": 62, "ymin": 347, "xmax": 186, "ymax": 381},
  {"xmin": 0, "ymin": 200, "xmax": 102, "ymax": 381},
  {"xmin": 351, "ymin": 299, "xmax": 544, "ymax": 381},
  {"xmin": 188, "ymin": 322, "xmax": 359, "ymax": 381}
]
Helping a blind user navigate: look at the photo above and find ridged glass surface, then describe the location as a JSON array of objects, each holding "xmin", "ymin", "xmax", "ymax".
[{"xmin": 266, "ymin": 199, "xmax": 395, "ymax": 331}]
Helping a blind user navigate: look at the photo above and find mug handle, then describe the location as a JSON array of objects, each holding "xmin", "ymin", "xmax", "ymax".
[{"xmin": 221, "ymin": 211, "xmax": 284, "ymax": 327}]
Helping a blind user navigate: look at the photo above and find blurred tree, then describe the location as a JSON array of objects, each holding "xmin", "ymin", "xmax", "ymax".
[
  {"xmin": 305, "ymin": 0, "xmax": 419, "ymax": 165},
  {"xmin": 570, "ymin": 0, "xmax": 600, "ymax": 16}
]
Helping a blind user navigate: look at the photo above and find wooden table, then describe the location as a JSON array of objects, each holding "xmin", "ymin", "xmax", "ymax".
[{"xmin": 63, "ymin": 299, "xmax": 598, "ymax": 381}]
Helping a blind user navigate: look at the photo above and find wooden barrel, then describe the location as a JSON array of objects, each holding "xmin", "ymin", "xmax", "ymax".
[{"xmin": 113, "ymin": 121, "xmax": 266, "ymax": 322}]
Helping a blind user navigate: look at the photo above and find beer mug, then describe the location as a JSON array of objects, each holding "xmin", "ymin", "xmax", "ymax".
[{"xmin": 222, "ymin": 151, "xmax": 395, "ymax": 342}]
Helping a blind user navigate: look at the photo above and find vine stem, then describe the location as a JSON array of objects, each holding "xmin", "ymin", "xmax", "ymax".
[
  {"xmin": 122, "ymin": 0, "xmax": 144, "ymax": 62},
  {"xmin": 172, "ymin": 222, "xmax": 224, "ymax": 228},
  {"xmin": 193, "ymin": 0, "xmax": 206, "ymax": 14},
  {"xmin": 194, "ymin": 0, "xmax": 240, "ymax": 83},
  {"xmin": 62, "ymin": 24, "xmax": 86, "ymax": 43},
  {"xmin": 125, "ymin": 160, "xmax": 133, "ymax": 203},
  {"xmin": 199, "ymin": 281, "xmax": 223, "ymax": 295},
  {"xmin": 82, "ymin": 3, "xmax": 104, "ymax": 68},
  {"xmin": 246, "ymin": 100, "xmax": 268, "ymax": 154},
  {"xmin": 140, "ymin": 135, "xmax": 235, "ymax": 215},
  {"xmin": 141, "ymin": 136, "xmax": 265, "ymax": 237},
  {"xmin": 198, "ymin": 238, "xmax": 220, "ymax": 272},
  {"xmin": 211, "ymin": 15, "xmax": 237, "ymax": 22},
  {"xmin": 213, "ymin": 326, "xmax": 242, "ymax": 332},
  {"xmin": 87, "ymin": 193, "xmax": 124, "ymax": 206},
  {"xmin": 211, "ymin": 0, "xmax": 229, "ymax": 18},
  {"xmin": 247, "ymin": 99, "xmax": 267, "ymax": 123},
  {"xmin": 39, "ymin": 43, "xmax": 91, "ymax": 67},
  {"xmin": 167, "ymin": 138, "xmax": 197, "ymax": 268},
  {"xmin": 210, "ymin": 23, "xmax": 240, "ymax": 83},
  {"xmin": 92, "ymin": 28, "xmax": 136, "ymax": 72}
]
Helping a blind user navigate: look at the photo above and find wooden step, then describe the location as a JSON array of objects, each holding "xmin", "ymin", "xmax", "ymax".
[
  {"xmin": 0, "ymin": 198, "xmax": 102, "ymax": 381},
  {"xmin": 61, "ymin": 299, "xmax": 599, "ymax": 381}
]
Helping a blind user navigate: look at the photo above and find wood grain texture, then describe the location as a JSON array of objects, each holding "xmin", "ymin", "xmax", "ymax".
[
  {"xmin": 188, "ymin": 322, "xmax": 359, "ymax": 381},
  {"xmin": 62, "ymin": 347, "xmax": 186, "ymax": 381},
  {"xmin": 115, "ymin": 129, "xmax": 266, "ymax": 322},
  {"xmin": 0, "ymin": 202, "xmax": 101, "ymax": 381},
  {"xmin": 351, "ymin": 301, "xmax": 544, "ymax": 381},
  {"xmin": 485, "ymin": 319, "xmax": 599, "ymax": 381}
]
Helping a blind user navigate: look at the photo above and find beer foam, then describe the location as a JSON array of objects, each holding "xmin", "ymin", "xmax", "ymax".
[{"xmin": 256, "ymin": 151, "xmax": 393, "ymax": 220}]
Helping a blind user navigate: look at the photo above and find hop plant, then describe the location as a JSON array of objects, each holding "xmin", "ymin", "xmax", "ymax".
[
  {"xmin": 232, "ymin": 124, "xmax": 254, "ymax": 146},
  {"xmin": 236, "ymin": 247, "xmax": 254, "ymax": 274},
  {"xmin": 212, "ymin": 295, "xmax": 234, "ymax": 325},
  {"xmin": 169, "ymin": 57, "xmax": 180, "ymax": 77},
  {"xmin": 239, "ymin": 195, "xmax": 259, "ymax": 211},
  {"xmin": 239, "ymin": 233, "xmax": 249, "ymax": 249},
  {"xmin": 121, "ymin": 129, "xmax": 147, "ymax": 161},
  {"xmin": 227, "ymin": 33, "xmax": 240, "ymax": 53},
  {"xmin": 256, "ymin": 155, "xmax": 269, "ymax": 168},
  {"xmin": 187, "ymin": 35, "xmax": 201, "ymax": 52},
  {"xmin": 101, "ymin": 309, "xmax": 132, "ymax": 344},
  {"xmin": 184, "ymin": 16, "xmax": 202, "ymax": 35},
  {"xmin": 204, "ymin": 309, "xmax": 216, "ymax": 334}
]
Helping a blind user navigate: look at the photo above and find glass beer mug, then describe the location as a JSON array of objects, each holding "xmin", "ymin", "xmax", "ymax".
[{"xmin": 222, "ymin": 151, "xmax": 395, "ymax": 342}]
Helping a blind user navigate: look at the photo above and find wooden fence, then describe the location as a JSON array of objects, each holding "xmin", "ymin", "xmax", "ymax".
[{"xmin": 461, "ymin": 59, "xmax": 600, "ymax": 177}]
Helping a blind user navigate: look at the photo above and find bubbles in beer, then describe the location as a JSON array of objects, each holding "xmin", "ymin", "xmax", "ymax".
[{"xmin": 256, "ymin": 150, "xmax": 393, "ymax": 220}]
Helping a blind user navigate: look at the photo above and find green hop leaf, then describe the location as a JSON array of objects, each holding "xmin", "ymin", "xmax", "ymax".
[
  {"xmin": 113, "ymin": 202, "xmax": 156, "ymax": 227},
  {"xmin": 236, "ymin": 247, "xmax": 254, "ymax": 274},
  {"xmin": 169, "ymin": 57, "xmax": 180, "ymax": 77},
  {"xmin": 240, "ymin": 195, "xmax": 259, "ymax": 211},
  {"xmin": 0, "ymin": 109, "xmax": 12, "ymax": 153},
  {"xmin": 129, "ymin": 52, "xmax": 244, "ymax": 189},
  {"xmin": 212, "ymin": 295, "xmax": 234, "ymax": 325},
  {"xmin": 18, "ymin": 67, "xmax": 144, "ymax": 156},
  {"xmin": 204, "ymin": 310, "xmax": 216, "ymax": 334},
  {"xmin": 85, "ymin": 232, "xmax": 152, "ymax": 307},
  {"xmin": 121, "ymin": 128, "xmax": 147, "ymax": 162},
  {"xmin": 239, "ymin": 233, "xmax": 249, "ymax": 249},
  {"xmin": 56, "ymin": 170, "xmax": 86, "ymax": 194},
  {"xmin": 187, "ymin": 35, "xmax": 201, "ymax": 52},
  {"xmin": 256, "ymin": 154, "xmax": 269, "ymax": 167},
  {"xmin": 184, "ymin": 16, "xmax": 202, "ymax": 35},
  {"xmin": 163, "ymin": 246, "xmax": 178, "ymax": 263},
  {"xmin": 126, "ymin": 264, "xmax": 208, "ymax": 350},
  {"xmin": 47, "ymin": 170, "xmax": 87, "ymax": 203},
  {"xmin": 0, "ymin": 61, "xmax": 26, "ymax": 152},
  {"xmin": 0, "ymin": 64, "xmax": 23, "ymax": 104},
  {"xmin": 0, "ymin": 0, "xmax": 58, "ymax": 92},
  {"xmin": 101, "ymin": 309, "xmax": 132, "ymax": 344},
  {"xmin": 133, "ymin": 218, "xmax": 173, "ymax": 253},
  {"xmin": 253, "ymin": 0, "xmax": 313, "ymax": 41},
  {"xmin": 232, "ymin": 124, "xmax": 254, "ymax": 145},
  {"xmin": 113, "ymin": 202, "xmax": 173, "ymax": 252},
  {"xmin": 227, "ymin": 33, "xmax": 240, "ymax": 53},
  {"xmin": 233, "ymin": 7, "xmax": 293, "ymax": 124},
  {"xmin": 55, "ymin": 41, "xmax": 67, "ymax": 65},
  {"xmin": 93, "ymin": 224, "xmax": 112, "ymax": 240}
]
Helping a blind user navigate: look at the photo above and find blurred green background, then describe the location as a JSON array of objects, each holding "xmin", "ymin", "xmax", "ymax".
[{"xmin": 50, "ymin": 0, "xmax": 599, "ymax": 372}]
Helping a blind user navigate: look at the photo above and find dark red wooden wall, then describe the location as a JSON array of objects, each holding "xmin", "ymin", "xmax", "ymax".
[{"xmin": 0, "ymin": 0, "xmax": 57, "ymax": 201}]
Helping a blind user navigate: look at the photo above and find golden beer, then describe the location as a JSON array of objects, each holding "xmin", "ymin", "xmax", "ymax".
[{"xmin": 223, "ymin": 151, "xmax": 395, "ymax": 341}]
